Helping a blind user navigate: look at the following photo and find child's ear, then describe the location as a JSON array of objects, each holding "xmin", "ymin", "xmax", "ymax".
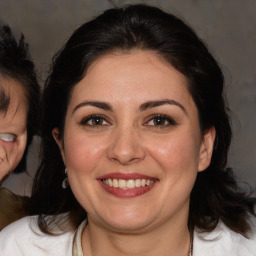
[
  {"xmin": 52, "ymin": 128, "xmax": 66, "ymax": 165},
  {"xmin": 198, "ymin": 127, "xmax": 216, "ymax": 172}
]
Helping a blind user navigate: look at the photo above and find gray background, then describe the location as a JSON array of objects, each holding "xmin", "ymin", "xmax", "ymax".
[{"xmin": 1, "ymin": 0, "xmax": 256, "ymax": 195}]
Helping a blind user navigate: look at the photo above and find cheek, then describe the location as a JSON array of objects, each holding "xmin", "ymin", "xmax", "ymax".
[
  {"xmin": 145, "ymin": 132, "xmax": 201, "ymax": 175},
  {"xmin": 0, "ymin": 142, "xmax": 10, "ymax": 180},
  {"xmin": 12, "ymin": 134, "xmax": 27, "ymax": 170},
  {"xmin": 63, "ymin": 134, "xmax": 107, "ymax": 211},
  {"xmin": 0, "ymin": 142, "xmax": 23, "ymax": 176},
  {"xmin": 64, "ymin": 134, "xmax": 106, "ymax": 176}
]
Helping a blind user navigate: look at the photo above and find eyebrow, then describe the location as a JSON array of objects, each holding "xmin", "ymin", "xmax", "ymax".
[
  {"xmin": 72, "ymin": 101, "xmax": 113, "ymax": 114},
  {"xmin": 72, "ymin": 99, "xmax": 187, "ymax": 115},
  {"xmin": 0, "ymin": 89, "xmax": 10, "ymax": 114},
  {"xmin": 139, "ymin": 99, "xmax": 187, "ymax": 114}
]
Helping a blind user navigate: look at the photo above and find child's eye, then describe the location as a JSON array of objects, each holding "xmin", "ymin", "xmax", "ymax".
[
  {"xmin": 80, "ymin": 115, "xmax": 109, "ymax": 126},
  {"xmin": 146, "ymin": 115, "xmax": 176, "ymax": 126},
  {"xmin": 0, "ymin": 133, "xmax": 17, "ymax": 142}
]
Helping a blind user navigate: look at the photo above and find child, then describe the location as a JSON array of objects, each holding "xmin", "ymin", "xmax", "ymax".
[{"xmin": 0, "ymin": 25, "xmax": 40, "ymax": 230}]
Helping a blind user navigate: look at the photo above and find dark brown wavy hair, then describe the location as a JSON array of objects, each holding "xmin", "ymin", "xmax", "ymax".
[{"xmin": 29, "ymin": 4, "xmax": 255, "ymax": 236}]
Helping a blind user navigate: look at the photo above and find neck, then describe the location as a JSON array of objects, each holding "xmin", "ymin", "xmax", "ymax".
[{"xmin": 82, "ymin": 215, "xmax": 191, "ymax": 256}]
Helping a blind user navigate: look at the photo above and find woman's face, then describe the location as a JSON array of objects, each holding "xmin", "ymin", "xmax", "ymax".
[
  {"xmin": 55, "ymin": 50, "xmax": 215, "ymax": 232},
  {"xmin": 0, "ymin": 78, "xmax": 28, "ymax": 183}
]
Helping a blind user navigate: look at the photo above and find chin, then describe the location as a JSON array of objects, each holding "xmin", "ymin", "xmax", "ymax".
[{"xmin": 96, "ymin": 208, "xmax": 156, "ymax": 233}]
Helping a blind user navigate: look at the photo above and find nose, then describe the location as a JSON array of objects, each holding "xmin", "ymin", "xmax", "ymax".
[{"xmin": 107, "ymin": 126, "xmax": 146, "ymax": 165}]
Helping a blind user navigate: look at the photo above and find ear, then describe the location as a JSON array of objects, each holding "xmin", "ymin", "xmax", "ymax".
[
  {"xmin": 198, "ymin": 127, "xmax": 216, "ymax": 172},
  {"xmin": 52, "ymin": 128, "xmax": 66, "ymax": 165}
]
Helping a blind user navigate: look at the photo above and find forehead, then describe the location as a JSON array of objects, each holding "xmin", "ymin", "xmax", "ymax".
[
  {"xmin": 0, "ymin": 77, "xmax": 27, "ymax": 118},
  {"xmin": 69, "ymin": 50, "xmax": 193, "ymax": 107},
  {"xmin": 0, "ymin": 86, "xmax": 10, "ymax": 112},
  {"xmin": 0, "ymin": 75, "xmax": 27, "ymax": 103}
]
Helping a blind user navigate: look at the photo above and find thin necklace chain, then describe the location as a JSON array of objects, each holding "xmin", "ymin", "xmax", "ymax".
[
  {"xmin": 188, "ymin": 231, "xmax": 194, "ymax": 256},
  {"xmin": 188, "ymin": 243, "xmax": 192, "ymax": 256},
  {"xmin": 73, "ymin": 240, "xmax": 193, "ymax": 256},
  {"xmin": 73, "ymin": 225, "xmax": 194, "ymax": 256}
]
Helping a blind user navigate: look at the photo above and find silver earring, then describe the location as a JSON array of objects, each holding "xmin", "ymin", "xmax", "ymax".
[{"xmin": 62, "ymin": 168, "xmax": 69, "ymax": 189}]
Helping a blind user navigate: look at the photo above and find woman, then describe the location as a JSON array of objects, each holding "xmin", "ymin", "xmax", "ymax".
[
  {"xmin": 0, "ymin": 4, "xmax": 255, "ymax": 255},
  {"xmin": 0, "ymin": 25, "xmax": 40, "ymax": 230}
]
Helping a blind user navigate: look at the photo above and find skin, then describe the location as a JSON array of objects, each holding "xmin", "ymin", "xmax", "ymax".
[
  {"xmin": 54, "ymin": 50, "xmax": 215, "ymax": 256},
  {"xmin": 0, "ymin": 78, "xmax": 28, "ymax": 186}
]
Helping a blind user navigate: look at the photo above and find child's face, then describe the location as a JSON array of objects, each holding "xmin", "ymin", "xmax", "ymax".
[{"xmin": 0, "ymin": 78, "xmax": 28, "ymax": 184}]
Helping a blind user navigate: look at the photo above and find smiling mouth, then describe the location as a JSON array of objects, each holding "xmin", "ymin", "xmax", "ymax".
[{"xmin": 102, "ymin": 178, "xmax": 155, "ymax": 190}]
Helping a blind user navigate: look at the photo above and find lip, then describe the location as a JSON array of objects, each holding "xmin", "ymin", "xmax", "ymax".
[{"xmin": 97, "ymin": 172, "xmax": 158, "ymax": 198}]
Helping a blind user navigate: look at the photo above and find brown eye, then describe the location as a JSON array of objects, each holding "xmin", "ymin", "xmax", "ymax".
[
  {"xmin": 80, "ymin": 115, "xmax": 109, "ymax": 126},
  {"xmin": 90, "ymin": 116, "xmax": 105, "ymax": 125},
  {"xmin": 146, "ymin": 115, "xmax": 176, "ymax": 126},
  {"xmin": 153, "ymin": 116, "xmax": 168, "ymax": 126}
]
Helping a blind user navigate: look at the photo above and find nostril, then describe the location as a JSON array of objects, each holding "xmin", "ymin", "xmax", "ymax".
[{"xmin": 107, "ymin": 135, "xmax": 146, "ymax": 164}]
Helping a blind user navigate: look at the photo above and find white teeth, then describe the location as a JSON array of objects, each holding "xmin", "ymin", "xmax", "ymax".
[
  {"xmin": 119, "ymin": 179, "xmax": 126, "ymax": 189},
  {"xmin": 113, "ymin": 179, "xmax": 118, "ymax": 188},
  {"xmin": 102, "ymin": 178, "xmax": 154, "ymax": 189},
  {"xmin": 127, "ymin": 179, "xmax": 135, "ymax": 189},
  {"xmin": 108, "ymin": 179, "xmax": 112, "ymax": 187},
  {"xmin": 135, "ymin": 179, "xmax": 141, "ymax": 187}
]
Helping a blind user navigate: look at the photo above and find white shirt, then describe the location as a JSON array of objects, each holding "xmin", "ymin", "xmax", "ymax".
[{"xmin": 0, "ymin": 215, "xmax": 256, "ymax": 255}]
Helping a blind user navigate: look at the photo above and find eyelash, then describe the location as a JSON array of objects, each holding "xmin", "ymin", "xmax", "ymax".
[
  {"xmin": 79, "ymin": 114, "xmax": 176, "ymax": 128},
  {"xmin": 145, "ymin": 114, "xmax": 177, "ymax": 127},
  {"xmin": 80, "ymin": 114, "xmax": 110, "ymax": 126}
]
